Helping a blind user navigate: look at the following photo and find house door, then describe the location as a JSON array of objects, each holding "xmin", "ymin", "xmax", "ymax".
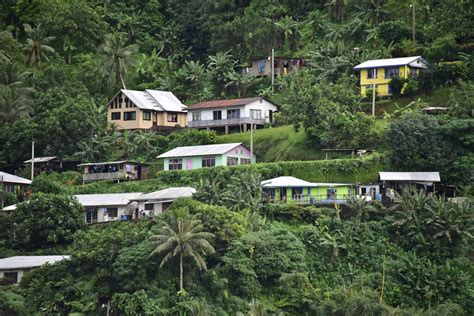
[
  {"xmin": 268, "ymin": 110, "xmax": 273, "ymax": 124},
  {"xmin": 279, "ymin": 188, "xmax": 287, "ymax": 201},
  {"xmin": 186, "ymin": 159, "xmax": 193, "ymax": 170}
]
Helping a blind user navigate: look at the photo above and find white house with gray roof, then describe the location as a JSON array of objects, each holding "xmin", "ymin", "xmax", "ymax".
[
  {"xmin": 157, "ymin": 143, "xmax": 256, "ymax": 170},
  {"xmin": 131, "ymin": 187, "xmax": 196, "ymax": 216},
  {"xmin": 0, "ymin": 171, "xmax": 31, "ymax": 196},
  {"xmin": 0, "ymin": 255, "xmax": 69, "ymax": 284},
  {"xmin": 107, "ymin": 89, "xmax": 187, "ymax": 131}
]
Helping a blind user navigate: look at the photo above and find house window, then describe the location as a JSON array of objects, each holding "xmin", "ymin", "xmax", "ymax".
[
  {"xmin": 192, "ymin": 112, "xmax": 201, "ymax": 121},
  {"xmin": 250, "ymin": 109, "xmax": 262, "ymax": 120},
  {"xmin": 107, "ymin": 207, "xmax": 118, "ymax": 218},
  {"xmin": 384, "ymin": 67, "xmax": 399, "ymax": 79},
  {"xmin": 86, "ymin": 209, "xmax": 98, "ymax": 224},
  {"xmin": 145, "ymin": 203, "xmax": 154, "ymax": 211},
  {"xmin": 3, "ymin": 272, "xmax": 18, "ymax": 284},
  {"xmin": 292, "ymin": 187, "xmax": 303, "ymax": 200},
  {"xmin": 124, "ymin": 111, "xmax": 136, "ymax": 121},
  {"xmin": 202, "ymin": 156, "xmax": 216, "ymax": 168},
  {"xmin": 367, "ymin": 69, "xmax": 377, "ymax": 79},
  {"xmin": 143, "ymin": 111, "xmax": 151, "ymax": 121},
  {"xmin": 327, "ymin": 189, "xmax": 337, "ymax": 199},
  {"xmin": 169, "ymin": 159, "xmax": 182, "ymax": 170},
  {"xmin": 4, "ymin": 183, "xmax": 14, "ymax": 193},
  {"xmin": 111, "ymin": 112, "xmax": 121, "ymax": 120},
  {"xmin": 213, "ymin": 110, "xmax": 222, "ymax": 120},
  {"xmin": 227, "ymin": 109, "xmax": 240, "ymax": 119},
  {"xmin": 240, "ymin": 158, "xmax": 251, "ymax": 165},
  {"xmin": 167, "ymin": 113, "xmax": 178, "ymax": 122},
  {"xmin": 227, "ymin": 157, "xmax": 238, "ymax": 166}
]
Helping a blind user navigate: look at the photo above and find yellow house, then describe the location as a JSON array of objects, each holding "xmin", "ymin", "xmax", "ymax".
[
  {"xmin": 354, "ymin": 56, "xmax": 429, "ymax": 97},
  {"xmin": 107, "ymin": 89, "xmax": 187, "ymax": 131}
]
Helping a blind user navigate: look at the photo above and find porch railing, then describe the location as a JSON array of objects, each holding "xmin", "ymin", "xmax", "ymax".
[
  {"xmin": 188, "ymin": 117, "xmax": 266, "ymax": 128},
  {"xmin": 82, "ymin": 171, "xmax": 128, "ymax": 182},
  {"xmin": 269, "ymin": 194, "xmax": 353, "ymax": 205}
]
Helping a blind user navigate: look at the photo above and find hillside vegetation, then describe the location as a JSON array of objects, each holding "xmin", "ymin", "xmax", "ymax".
[{"xmin": 0, "ymin": 0, "xmax": 473, "ymax": 315}]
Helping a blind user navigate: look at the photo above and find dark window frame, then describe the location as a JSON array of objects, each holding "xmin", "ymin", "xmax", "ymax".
[
  {"xmin": 169, "ymin": 158, "xmax": 182, "ymax": 170},
  {"xmin": 143, "ymin": 111, "xmax": 151, "ymax": 121},
  {"xmin": 202, "ymin": 156, "xmax": 216, "ymax": 168},
  {"xmin": 227, "ymin": 109, "xmax": 240, "ymax": 119},
  {"xmin": 124, "ymin": 111, "xmax": 136, "ymax": 121},
  {"xmin": 167, "ymin": 113, "xmax": 178, "ymax": 122},
  {"xmin": 213, "ymin": 110, "xmax": 222, "ymax": 120},
  {"xmin": 111, "ymin": 112, "xmax": 121, "ymax": 120}
]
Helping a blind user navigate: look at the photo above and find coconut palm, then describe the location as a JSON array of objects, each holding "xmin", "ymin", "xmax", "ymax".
[
  {"xmin": 274, "ymin": 15, "xmax": 300, "ymax": 52},
  {"xmin": 23, "ymin": 23, "xmax": 56, "ymax": 69},
  {"xmin": 0, "ymin": 89, "xmax": 34, "ymax": 124},
  {"xmin": 0, "ymin": 30, "xmax": 15, "ymax": 62},
  {"xmin": 98, "ymin": 32, "xmax": 138, "ymax": 89},
  {"xmin": 149, "ymin": 211, "xmax": 215, "ymax": 292}
]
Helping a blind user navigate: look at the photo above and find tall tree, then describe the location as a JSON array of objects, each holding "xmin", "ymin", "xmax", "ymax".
[
  {"xmin": 23, "ymin": 24, "xmax": 56, "ymax": 69},
  {"xmin": 149, "ymin": 210, "xmax": 215, "ymax": 292},
  {"xmin": 98, "ymin": 32, "xmax": 138, "ymax": 89}
]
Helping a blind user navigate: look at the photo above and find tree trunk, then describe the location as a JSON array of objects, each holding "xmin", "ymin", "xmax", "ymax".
[
  {"xmin": 120, "ymin": 72, "xmax": 127, "ymax": 90},
  {"xmin": 179, "ymin": 252, "xmax": 184, "ymax": 292}
]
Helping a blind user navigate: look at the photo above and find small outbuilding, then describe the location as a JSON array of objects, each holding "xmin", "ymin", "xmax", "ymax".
[
  {"xmin": 0, "ymin": 255, "xmax": 69, "ymax": 285},
  {"xmin": 77, "ymin": 160, "xmax": 149, "ymax": 183},
  {"xmin": 157, "ymin": 143, "xmax": 256, "ymax": 170},
  {"xmin": 379, "ymin": 171, "xmax": 441, "ymax": 194}
]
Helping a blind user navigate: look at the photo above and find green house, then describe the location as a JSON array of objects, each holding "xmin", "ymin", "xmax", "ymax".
[
  {"xmin": 261, "ymin": 176, "xmax": 355, "ymax": 205},
  {"xmin": 157, "ymin": 143, "xmax": 256, "ymax": 171}
]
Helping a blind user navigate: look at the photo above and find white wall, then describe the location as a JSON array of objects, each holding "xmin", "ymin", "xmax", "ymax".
[
  {"xmin": 187, "ymin": 99, "xmax": 277, "ymax": 123},
  {"xmin": 244, "ymin": 99, "xmax": 278, "ymax": 122}
]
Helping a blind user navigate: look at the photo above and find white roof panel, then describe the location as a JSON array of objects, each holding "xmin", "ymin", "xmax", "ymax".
[
  {"xmin": 118, "ymin": 89, "xmax": 187, "ymax": 113},
  {"xmin": 261, "ymin": 176, "xmax": 352, "ymax": 187},
  {"xmin": 379, "ymin": 172, "xmax": 441, "ymax": 182},
  {"xmin": 157, "ymin": 143, "xmax": 244, "ymax": 158},
  {"xmin": 354, "ymin": 56, "xmax": 428, "ymax": 69},
  {"xmin": 74, "ymin": 192, "xmax": 143, "ymax": 207},
  {"xmin": 24, "ymin": 156, "xmax": 58, "ymax": 163},
  {"xmin": 0, "ymin": 171, "xmax": 31, "ymax": 185},
  {"xmin": 133, "ymin": 187, "xmax": 196, "ymax": 201},
  {"xmin": 0, "ymin": 256, "xmax": 70, "ymax": 270},
  {"xmin": 145, "ymin": 90, "xmax": 187, "ymax": 112}
]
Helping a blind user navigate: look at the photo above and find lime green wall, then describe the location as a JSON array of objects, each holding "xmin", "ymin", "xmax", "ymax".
[{"xmin": 271, "ymin": 185, "xmax": 354, "ymax": 202}]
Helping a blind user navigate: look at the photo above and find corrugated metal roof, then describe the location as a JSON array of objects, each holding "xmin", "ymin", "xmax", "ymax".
[
  {"xmin": 188, "ymin": 97, "xmax": 264, "ymax": 110},
  {"xmin": 157, "ymin": 143, "xmax": 244, "ymax": 158},
  {"xmin": 118, "ymin": 89, "xmax": 187, "ymax": 113},
  {"xmin": 0, "ymin": 172, "xmax": 31, "ymax": 185},
  {"xmin": 74, "ymin": 193, "xmax": 143, "ymax": 207},
  {"xmin": 0, "ymin": 256, "xmax": 70, "ymax": 270},
  {"xmin": 145, "ymin": 90, "xmax": 187, "ymax": 112},
  {"xmin": 379, "ymin": 172, "xmax": 441, "ymax": 182},
  {"xmin": 354, "ymin": 56, "xmax": 427, "ymax": 69},
  {"xmin": 261, "ymin": 176, "xmax": 352, "ymax": 187},
  {"xmin": 24, "ymin": 156, "xmax": 59, "ymax": 163},
  {"xmin": 133, "ymin": 187, "xmax": 196, "ymax": 201}
]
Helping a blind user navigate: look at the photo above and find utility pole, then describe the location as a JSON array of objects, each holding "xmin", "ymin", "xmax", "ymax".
[
  {"xmin": 250, "ymin": 116, "xmax": 253, "ymax": 160},
  {"xmin": 0, "ymin": 174, "xmax": 3, "ymax": 210},
  {"xmin": 372, "ymin": 69, "xmax": 376, "ymax": 117},
  {"xmin": 31, "ymin": 141, "xmax": 35, "ymax": 180},
  {"xmin": 271, "ymin": 48, "xmax": 275, "ymax": 94},
  {"xmin": 410, "ymin": 3, "xmax": 416, "ymax": 42}
]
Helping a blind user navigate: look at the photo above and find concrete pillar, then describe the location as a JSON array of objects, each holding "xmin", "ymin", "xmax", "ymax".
[
  {"xmin": 206, "ymin": 126, "xmax": 210, "ymax": 131},
  {"xmin": 242, "ymin": 124, "xmax": 247, "ymax": 132},
  {"xmin": 224, "ymin": 125, "xmax": 229, "ymax": 134}
]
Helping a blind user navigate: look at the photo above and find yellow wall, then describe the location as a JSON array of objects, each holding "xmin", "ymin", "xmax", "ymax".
[
  {"xmin": 107, "ymin": 92, "xmax": 187, "ymax": 130},
  {"xmin": 359, "ymin": 65, "xmax": 415, "ymax": 97}
]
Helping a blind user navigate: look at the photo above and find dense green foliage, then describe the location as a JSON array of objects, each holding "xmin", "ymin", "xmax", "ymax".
[{"xmin": 0, "ymin": 0, "xmax": 473, "ymax": 314}]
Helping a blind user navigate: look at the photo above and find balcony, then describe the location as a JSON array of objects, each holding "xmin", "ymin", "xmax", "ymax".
[
  {"xmin": 268, "ymin": 194, "xmax": 353, "ymax": 205},
  {"xmin": 188, "ymin": 117, "xmax": 266, "ymax": 128},
  {"xmin": 82, "ymin": 172, "xmax": 128, "ymax": 182}
]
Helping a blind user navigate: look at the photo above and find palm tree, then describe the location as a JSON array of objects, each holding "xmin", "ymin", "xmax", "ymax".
[
  {"xmin": 0, "ymin": 89, "xmax": 34, "ymax": 124},
  {"xmin": 347, "ymin": 196, "xmax": 376, "ymax": 220},
  {"xmin": 224, "ymin": 71, "xmax": 255, "ymax": 98},
  {"xmin": 98, "ymin": 32, "xmax": 138, "ymax": 89},
  {"xmin": 23, "ymin": 24, "xmax": 56, "ymax": 69},
  {"xmin": 149, "ymin": 210, "xmax": 215, "ymax": 292},
  {"xmin": 0, "ymin": 30, "xmax": 15, "ymax": 62},
  {"xmin": 274, "ymin": 16, "xmax": 300, "ymax": 52},
  {"xmin": 208, "ymin": 51, "xmax": 236, "ymax": 95}
]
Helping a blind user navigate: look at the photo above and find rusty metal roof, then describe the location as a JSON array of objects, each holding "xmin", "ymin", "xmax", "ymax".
[{"xmin": 187, "ymin": 97, "xmax": 264, "ymax": 110}]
